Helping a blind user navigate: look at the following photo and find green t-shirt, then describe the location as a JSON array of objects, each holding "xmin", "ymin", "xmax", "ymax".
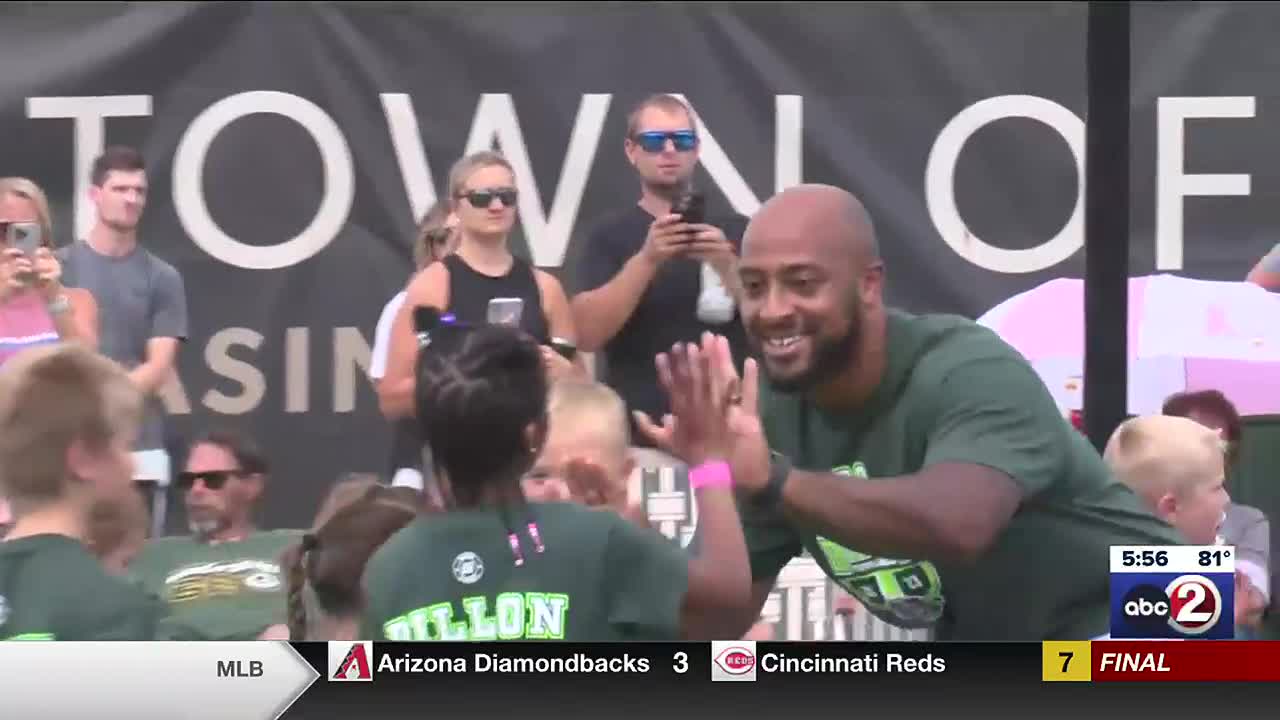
[
  {"xmin": 0, "ymin": 534, "xmax": 165, "ymax": 641},
  {"xmin": 129, "ymin": 529, "xmax": 300, "ymax": 640},
  {"xmin": 362, "ymin": 502, "xmax": 688, "ymax": 641},
  {"xmin": 741, "ymin": 310, "xmax": 1184, "ymax": 640}
]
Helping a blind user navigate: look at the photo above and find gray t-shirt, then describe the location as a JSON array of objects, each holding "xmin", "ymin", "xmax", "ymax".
[
  {"xmin": 1221, "ymin": 502, "xmax": 1271, "ymax": 603},
  {"xmin": 58, "ymin": 241, "xmax": 188, "ymax": 451}
]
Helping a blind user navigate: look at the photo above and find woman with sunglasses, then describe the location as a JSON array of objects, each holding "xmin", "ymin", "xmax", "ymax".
[
  {"xmin": 372, "ymin": 201, "xmax": 459, "ymax": 490},
  {"xmin": 0, "ymin": 177, "xmax": 99, "ymax": 365},
  {"xmin": 379, "ymin": 151, "xmax": 585, "ymax": 421},
  {"xmin": 361, "ymin": 322, "xmax": 755, "ymax": 641},
  {"xmin": 0, "ymin": 177, "xmax": 100, "ymax": 527}
]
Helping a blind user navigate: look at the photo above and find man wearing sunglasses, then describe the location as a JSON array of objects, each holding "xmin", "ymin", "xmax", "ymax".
[
  {"xmin": 128, "ymin": 429, "xmax": 299, "ymax": 640},
  {"xmin": 570, "ymin": 94, "xmax": 750, "ymax": 469}
]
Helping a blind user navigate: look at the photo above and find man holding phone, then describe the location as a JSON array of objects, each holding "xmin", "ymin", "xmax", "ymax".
[{"xmin": 570, "ymin": 94, "xmax": 749, "ymax": 468}]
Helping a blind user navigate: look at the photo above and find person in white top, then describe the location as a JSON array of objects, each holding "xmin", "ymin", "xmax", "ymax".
[{"xmin": 370, "ymin": 202, "xmax": 458, "ymax": 490}]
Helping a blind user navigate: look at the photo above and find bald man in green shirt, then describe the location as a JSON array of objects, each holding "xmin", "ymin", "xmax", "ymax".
[{"xmin": 655, "ymin": 185, "xmax": 1185, "ymax": 640}]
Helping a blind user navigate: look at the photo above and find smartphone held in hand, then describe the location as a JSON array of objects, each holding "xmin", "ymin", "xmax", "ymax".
[
  {"xmin": 2, "ymin": 221, "xmax": 41, "ymax": 255},
  {"xmin": 672, "ymin": 191, "xmax": 706, "ymax": 225},
  {"xmin": 487, "ymin": 297, "xmax": 525, "ymax": 327}
]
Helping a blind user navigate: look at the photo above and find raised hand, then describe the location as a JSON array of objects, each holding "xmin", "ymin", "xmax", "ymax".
[
  {"xmin": 562, "ymin": 457, "xmax": 627, "ymax": 511},
  {"xmin": 31, "ymin": 246, "xmax": 64, "ymax": 301},
  {"xmin": 0, "ymin": 247, "xmax": 31, "ymax": 300},
  {"xmin": 704, "ymin": 333, "xmax": 769, "ymax": 494},
  {"xmin": 634, "ymin": 337, "xmax": 735, "ymax": 468}
]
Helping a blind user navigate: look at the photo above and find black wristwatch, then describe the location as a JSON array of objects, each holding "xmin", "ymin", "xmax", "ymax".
[{"xmin": 755, "ymin": 451, "xmax": 792, "ymax": 509}]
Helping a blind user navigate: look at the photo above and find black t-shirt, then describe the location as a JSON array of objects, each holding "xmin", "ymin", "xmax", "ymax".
[
  {"xmin": 444, "ymin": 254, "xmax": 550, "ymax": 345},
  {"xmin": 571, "ymin": 205, "xmax": 751, "ymax": 446}
]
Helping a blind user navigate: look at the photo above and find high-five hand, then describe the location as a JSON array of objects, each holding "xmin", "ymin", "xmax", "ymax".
[
  {"xmin": 704, "ymin": 333, "xmax": 769, "ymax": 494},
  {"xmin": 636, "ymin": 332, "xmax": 769, "ymax": 492},
  {"xmin": 634, "ymin": 336, "xmax": 733, "ymax": 468},
  {"xmin": 563, "ymin": 457, "xmax": 626, "ymax": 511}
]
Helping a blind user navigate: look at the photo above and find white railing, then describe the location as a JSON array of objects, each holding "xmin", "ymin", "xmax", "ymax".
[{"xmin": 634, "ymin": 464, "xmax": 928, "ymax": 642}]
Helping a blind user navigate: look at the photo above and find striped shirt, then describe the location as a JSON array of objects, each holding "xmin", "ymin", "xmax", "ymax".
[{"xmin": 0, "ymin": 290, "xmax": 59, "ymax": 367}]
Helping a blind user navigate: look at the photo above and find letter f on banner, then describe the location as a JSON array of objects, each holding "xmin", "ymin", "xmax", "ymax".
[{"xmin": 328, "ymin": 641, "xmax": 373, "ymax": 682}]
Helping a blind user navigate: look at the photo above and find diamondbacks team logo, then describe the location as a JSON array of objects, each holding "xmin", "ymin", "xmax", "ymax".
[{"xmin": 328, "ymin": 641, "xmax": 373, "ymax": 682}]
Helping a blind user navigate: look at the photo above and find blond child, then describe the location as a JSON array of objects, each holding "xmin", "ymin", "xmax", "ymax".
[{"xmin": 1103, "ymin": 414, "xmax": 1230, "ymax": 545}]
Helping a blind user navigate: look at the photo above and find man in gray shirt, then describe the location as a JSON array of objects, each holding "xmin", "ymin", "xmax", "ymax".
[{"xmin": 58, "ymin": 146, "xmax": 187, "ymax": 533}]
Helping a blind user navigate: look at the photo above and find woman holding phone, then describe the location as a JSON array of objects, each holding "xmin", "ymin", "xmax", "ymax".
[
  {"xmin": 378, "ymin": 151, "xmax": 585, "ymax": 421},
  {"xmin": 0, "ymin": 177, "xmax": 98, "ymax": 531},
  {"xmin": 0, "ymin": 177, "xmax": 98, "ymax": 365},
  {"xmin": 362, "ymin": 322, "xmax": 755, "ymax": 641}
]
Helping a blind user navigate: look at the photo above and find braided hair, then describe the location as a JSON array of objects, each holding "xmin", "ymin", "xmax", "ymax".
[
  {"xmin": 414, "ymin": 320, "xmax": 549, "ymax": 564},
  {"xmin": 283, "ymin": 485, "xmax": 421, "ymax": 641},
  {"xmin": 415, "ymin": 322, "xmax": 547, "ymax": 506}
]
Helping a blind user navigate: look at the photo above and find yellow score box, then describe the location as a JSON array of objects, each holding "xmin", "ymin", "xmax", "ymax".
[{"xmin": 1042, "ymin": 641, "xmax": 1092, "ymax": 682}]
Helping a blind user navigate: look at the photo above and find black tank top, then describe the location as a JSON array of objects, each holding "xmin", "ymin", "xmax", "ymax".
[{"xmin": 443, "ymin": 254, "xmax": 550, "ymax": 344}]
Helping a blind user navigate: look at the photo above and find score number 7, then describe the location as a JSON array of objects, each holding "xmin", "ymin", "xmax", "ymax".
[{"xmin": 1059, "ymin": 651, "xmax": 1073, "ymax": 673}]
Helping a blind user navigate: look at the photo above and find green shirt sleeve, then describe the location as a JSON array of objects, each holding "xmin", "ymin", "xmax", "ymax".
[
  {"xmin": 78, "ymin": 587, "xmax": 167, "ymax": 641},
  {"xmin": 922, "ymin": 358, "xmax": 1068, "ymax": 496},
  {"xmin": 603, "ymin": 516, "xmax": 689, "ymax": 639}
]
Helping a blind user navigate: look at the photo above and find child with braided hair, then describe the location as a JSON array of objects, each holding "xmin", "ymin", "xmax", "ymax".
[
  {"xmin": 360, "ymin": 321, "xmax": 755, "ymax": 640},
  {"xmin": 276, "ymin": 483, "xmax": 423, "ymax": 641}
]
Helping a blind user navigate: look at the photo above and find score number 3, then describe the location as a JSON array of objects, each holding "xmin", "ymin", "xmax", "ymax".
[{"xmin": 673, "ymin": 652, "xmax": 688, "ymax": 674}]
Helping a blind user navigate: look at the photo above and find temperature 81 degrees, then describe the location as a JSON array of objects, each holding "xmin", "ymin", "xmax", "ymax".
[{"xmin": 1199, "ymin": 548, "xmax": 1232, "ymax": 569}]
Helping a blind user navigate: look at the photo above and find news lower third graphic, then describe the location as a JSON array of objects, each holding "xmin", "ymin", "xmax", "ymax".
[{"xmin": 1109, "ymin": 545, "xmax": 1235, "ymax": 639}]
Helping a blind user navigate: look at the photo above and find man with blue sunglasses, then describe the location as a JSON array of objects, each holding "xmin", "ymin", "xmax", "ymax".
[{"xmin": 571, "ymin": 94, "xmax": 751, "ymax": 470}]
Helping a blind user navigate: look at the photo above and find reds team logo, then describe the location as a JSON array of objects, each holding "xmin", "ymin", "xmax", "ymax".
[
  {"xmin": 328, "ymin": 641, "xmax": 373, "ymax": 682},
  {"xmin": 711, "ymin": 641, "xmax": 757, "ymax": 682}
]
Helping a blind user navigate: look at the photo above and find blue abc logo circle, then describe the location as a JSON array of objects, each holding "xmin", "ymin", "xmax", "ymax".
[
  {"xmin": 1122, "ymin": 575, "xmax": 1224, "ymax": 637},
  {"xmin": 1121, "ymin": 583, "xmax": 1172, "ymax": 636}
]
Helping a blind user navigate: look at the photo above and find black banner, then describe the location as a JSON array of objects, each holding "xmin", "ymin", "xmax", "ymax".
[
  {"xmin": 281, "ymin": 641, "xmax": 1280, "ymax": 719},
  {"xmin": 3, "ymin": 3, "xmax": 1278, "ymax": 526}
]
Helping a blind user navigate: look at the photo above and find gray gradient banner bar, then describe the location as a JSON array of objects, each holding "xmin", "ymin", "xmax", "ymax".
[
  {"xmin": 0, "ymin": 641, "xmax": 317, "ymax": 719},
  {"xmin": 281, "ymin": 642, "xmax": 1280, "ymax": 719}
]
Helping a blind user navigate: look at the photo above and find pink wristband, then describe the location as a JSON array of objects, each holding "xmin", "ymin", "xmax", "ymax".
[{"xmin": 689, "ymin": 460, "xmax": 733, "ymax": 490}]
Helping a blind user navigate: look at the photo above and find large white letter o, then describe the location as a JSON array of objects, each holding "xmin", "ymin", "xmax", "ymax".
[
  {"xmin": 925, "ymin": 95, "xmax": 1084, "ymax": 274},
  {"xmin": 173, "ymin": 91, "xmax": 354, "ymax": 270}
]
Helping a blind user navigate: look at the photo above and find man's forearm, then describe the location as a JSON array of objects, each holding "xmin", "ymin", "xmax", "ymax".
[
  {"xmin": 777, "ymin": 465, "xmax": 1016, "ymax": 564},
  {"xmin": 571, "ymin": 254, "xmax": 656, "ymax": 352},
  {"xmin": 129, "ymin": 363, "xmax": 172, "ymax": 395}
]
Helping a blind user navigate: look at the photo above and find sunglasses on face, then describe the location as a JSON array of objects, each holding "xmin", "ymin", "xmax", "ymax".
[
  {"xmin": 176, "ymin": 470, "xmax": 242, "ymax": 491},
  {"xmin": 632, "ymin": 130, "xmax": 698, "ymax": 153},
  {"xmin": 459, "ymin": 188, "xmax": 518, "ymax": 208}
]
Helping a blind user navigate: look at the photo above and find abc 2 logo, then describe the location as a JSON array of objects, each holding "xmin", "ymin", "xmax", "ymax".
[{"xmin": 1109, "ymin": 572, "xmax": 1234, "ymax": 639}]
